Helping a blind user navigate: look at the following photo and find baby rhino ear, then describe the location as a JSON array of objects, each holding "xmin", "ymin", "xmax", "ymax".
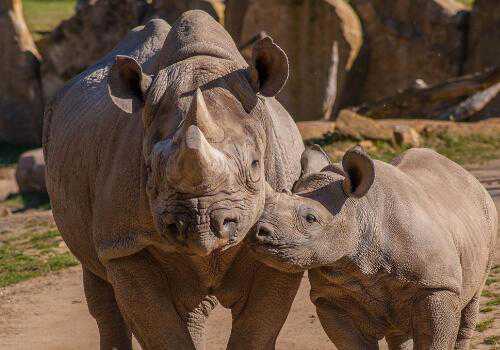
[{"xmin": 341, "ymin": 146, "xmax": 375, "ymax": 198}]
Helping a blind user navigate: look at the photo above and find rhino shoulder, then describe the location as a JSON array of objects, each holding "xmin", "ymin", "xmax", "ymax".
[{"xmin": 262, "ymin": 97, "xmax": 305, "ymax": 191}]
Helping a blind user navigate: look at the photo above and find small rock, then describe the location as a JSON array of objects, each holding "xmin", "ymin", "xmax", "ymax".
[
  {"xmin": 359, "ymin": 140, "xmax": 375, "ymax": 151},
  {"xmin": 296, "ymin": 121, "xmax": 336, "ymax": 141},
  {"xmin": 393, "ymin": 125, "xmax": 421, "ymax": 148},
  {"xmin": 0, "ymin": 207, "xmax": 11, "ymax": 217},
  {"xmin": 15, "ymin": 148, "xmax": 47, "ymax": 194},
  {"xmin": 336, "ymin": 110, "xmax": 394, "ymax": 142}
]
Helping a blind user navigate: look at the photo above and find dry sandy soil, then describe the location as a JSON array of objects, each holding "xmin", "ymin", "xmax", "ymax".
[{"xmin": 0, "ymin": 162, "xmax": 499, "ymax": 349}]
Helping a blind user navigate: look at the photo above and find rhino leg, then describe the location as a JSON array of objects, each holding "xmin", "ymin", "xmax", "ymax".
[
  {"xmin": 314, "ymin": 300, "xmax": 378, "ymax": 350},
  {"xmin": 106, "ymin": 251, "xmax": 196, "ymax": 350},
  {"xmin": 386, "ymin": 334, "xmax": 413, "ymax": 349},
  {"xmin": 455, "ymin": 292, "xmax": 480, "ymax": 349},
  {"xmin": 227, "ymin": 266, "xmax": 303, "ymax": 350},
  {"xmin": 83, "ymin": 267, "xmax": 132, "ymax": 350},
  {"xmin": 411, "ymin": 290, "xmax": 461, "ymax": 350}
]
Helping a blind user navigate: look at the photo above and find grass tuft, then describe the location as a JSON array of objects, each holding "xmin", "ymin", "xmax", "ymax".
[{"xmin": 476, "ymin": 318, "xmax": 494, "ymax": 332}]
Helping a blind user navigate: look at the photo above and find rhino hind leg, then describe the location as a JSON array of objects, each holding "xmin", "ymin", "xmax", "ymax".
[
  {"xmin": 83, "ymin": 267, "xmax": 132, "ymax": 350},
  {"xmin": 455, "ymin": 292, "xmax": 481, "ymax": 349},
  {"xmin": 411, "ymin": 290, "xmax": 461, "ymax": 350}
]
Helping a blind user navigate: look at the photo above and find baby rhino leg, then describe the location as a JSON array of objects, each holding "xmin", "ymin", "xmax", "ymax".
[
  {"xmin": 455, "ymin": 293, "xmax": 480, "ymax": 349},
  {"xmin": 315, "ymin": 300, "xmax": 378, "ymax": 350},
  {"xmin": 412, "ymin": 290, "xmax": 461, "ymax": 350}
]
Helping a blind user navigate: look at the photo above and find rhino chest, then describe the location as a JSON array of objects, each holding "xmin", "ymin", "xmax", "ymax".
[{"xmin": 314, "ymin": 269, "xmax": 414, "ymax": 339}]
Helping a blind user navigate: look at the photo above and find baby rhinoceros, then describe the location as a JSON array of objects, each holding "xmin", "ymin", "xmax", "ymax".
[{"xmin": 251, "ymin": 146, "xmax": 498, "ymax": 350}]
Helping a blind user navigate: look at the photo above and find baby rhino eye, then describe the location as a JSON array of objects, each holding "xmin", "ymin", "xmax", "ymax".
[{"xmin": 305, "ymin": 213, "xmax": 317, "ymax": 223}]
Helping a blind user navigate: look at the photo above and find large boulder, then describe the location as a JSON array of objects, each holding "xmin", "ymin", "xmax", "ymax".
[
  {"xmin": 0, "ymin": 0, "xmax": 44, "ymax": 145},
  {"xmin": 150, "ymin": 0, "xmax": 222, "ymax": 24},
  {"xmin": 38, "ymin": 0, "xmax": 149, "ymax": 99},
  {"xmin": 349, "ymin": 0, "xmax": 468, "ymax": 103},
  {"xmin": 465, "ymin": 0, "xmax": 500, "ymax": 118},
  {"xmin": 15, "ymin": 148, "xmax": 46, "ymax": 194},
  {"xmin": 225, "ymin": 0, "xmax": 364, "ymax": 121}
]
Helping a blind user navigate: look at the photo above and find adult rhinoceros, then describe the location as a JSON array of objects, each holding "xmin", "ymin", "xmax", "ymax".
[{"xmin": 43, "ymin": 10, "xmax": 304, "ymax": 350}]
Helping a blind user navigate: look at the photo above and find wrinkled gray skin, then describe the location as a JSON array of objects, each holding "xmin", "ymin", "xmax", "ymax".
[
  {"xmin": 251, "ymin": 146, "xmax": 498, "ymax": 349},
  {"xmin": 43, "ymin": 11, "xmax": 304, "ymax": 349}
]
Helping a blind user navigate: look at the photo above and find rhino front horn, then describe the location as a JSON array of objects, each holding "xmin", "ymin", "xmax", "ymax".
[
  {"xmin": 181, "ymin": 88, "xmax": 224, "ymax": 143},
  {"xmin": 173, "ymin": 125, "xmax": 228, "ymax": 187}
]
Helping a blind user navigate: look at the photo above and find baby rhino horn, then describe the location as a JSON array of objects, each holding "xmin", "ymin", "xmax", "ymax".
[{"xmin": 182, "ymin": 88, "xmax": 224, "ymax": 143}]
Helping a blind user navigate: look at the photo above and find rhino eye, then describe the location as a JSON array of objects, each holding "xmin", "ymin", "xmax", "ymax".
[
  {"xmin": 251, "ymin": 159, "xmax": 260, "ymax": 168},
  {"xmin": 305, "ymin": 213, "xmax": 317, "ymax": 223}
]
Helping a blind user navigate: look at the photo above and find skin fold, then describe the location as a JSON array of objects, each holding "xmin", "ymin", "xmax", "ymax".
[
  {"xmin": 43, "ymin": 11, "xmax": 305, "ymax": 350},
  {"xmin": 251, "ymin": 146, "xmax": 498, "ymax": 350}
]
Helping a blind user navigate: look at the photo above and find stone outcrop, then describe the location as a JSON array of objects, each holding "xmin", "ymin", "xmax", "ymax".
[
  {"xmin": 15, "ymin": 148, "xmax": 46, "ymax": 194},
  {"xmin": 349, "ymin": 0, "xmax": 469, "ymax": 104},
  {"xmin": 225, "ymin": 0, "xmax": 364, "ymax": 121},
  {"xmin": 465, "ymin": 0, "xmax": 500, "ymax": 118},
  {"xmin": 38, "ymin": 0, "xmax": 149, "ymax": 99},
  {"xmin": 0, "ymin": 0, "xmax": 44, "ymax": 145},
  {"xmin": 150, "ymin": 0, "xmax": 222, "ymax": 24}
]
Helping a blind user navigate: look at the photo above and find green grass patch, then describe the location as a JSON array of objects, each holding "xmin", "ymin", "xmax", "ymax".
[
  {"xmin": 485, "ymin": 297, "xmax": 500, "ymax": 307},
  {"xmin": 23, "ymin": 0, "xmax": 76, "ymax": 41},
  {"xmin": 480, "ymin": 306, "xmax": 494, "ymax": 313},
  {"xmin": 3, "ymin": 193, "xmax": 51, "ymax": 211},
  {"xmin": 317, "ymin": 131, "xmax": 500, "ymax": 166},
  {"xmin": 486, "ymin": 278, "xmax": 498, "ymax": 286},
  {"xmin": 0, "ymin": 245, "xmax": 45, "ymax": 287},
  {"xmin": 484, "ymin": 335, "xmax": 500, "ymax": 345},
  {"xmin": 47, "ymin": 252, "xmax": 79, "ymax": 271},
  {"xmin": 0, "ymin": 228, "xmax": 78, "ymax": 288},
  {"xmin": 476, "ymin": 318, "xmax": 494, "ymax": 332},
  {"xmin": 481, "ymin": 290, "xmax": 497, "ymax": 298},
  {"xmin": 0, "ymin": 143, "xmax": 33, "ymax": 168}
]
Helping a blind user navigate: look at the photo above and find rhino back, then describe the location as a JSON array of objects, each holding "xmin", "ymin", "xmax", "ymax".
[
  {"xmin": 365, "ymin": 148, "xmax": 496, "ymax": 297},
  {"xmin": 43, "ymin": 19, "xmax": 171, "ymax": 275}
]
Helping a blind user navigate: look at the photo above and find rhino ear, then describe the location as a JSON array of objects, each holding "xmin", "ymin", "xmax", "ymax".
[
  {"xmin": 341, "ymin": 146, "xmax": 375, "ymax": 198},
  {"xmin": 108, "ymin": 55, "xmax": 152, "ymax": 114},
  {"xmin": 301, "ymin": 144, "xmax": 331, "ymax": 178},
  {"xmin": 248, "ymin": 36, "xmax": 289, "ymax": 97}
]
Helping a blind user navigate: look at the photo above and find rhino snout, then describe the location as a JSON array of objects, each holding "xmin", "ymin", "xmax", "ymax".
[{"xmin": 254, "ymin": 223, "xmax": 277, "ymax": 244}]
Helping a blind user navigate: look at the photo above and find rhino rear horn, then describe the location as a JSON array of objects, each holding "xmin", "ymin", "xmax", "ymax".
[
  {"xmin": 183, "ymin": 88, "xmax": 224, "ymax": 142},
  {"xmin": 248, "ymin": 36, "xmax": 289, "ymax": 97},
  {"xmin": 108, "ymin": 55, "xmax": 152, "ymax": 114}
]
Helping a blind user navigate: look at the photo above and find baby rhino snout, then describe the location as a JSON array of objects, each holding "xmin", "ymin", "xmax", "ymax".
[{"xmin": 255, "ymin": 223, "xmax": 276, "ymax": 242}]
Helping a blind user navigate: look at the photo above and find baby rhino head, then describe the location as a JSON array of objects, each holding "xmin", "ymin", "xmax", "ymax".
[{"xmin": 250, "ymin": 146, "xmax": 375, "ymax": 273}]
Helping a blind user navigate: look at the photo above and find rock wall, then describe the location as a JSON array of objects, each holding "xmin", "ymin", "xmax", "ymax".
[
  {"xmin": 150, "ymin": 0, "xmax": 222, "ymax": 24},
  {"xmin": 226, "ymin": 0, "xmax": 364, "ymax": 121},
  {"xmin": 465, "ymin": 0, "xmax": 500, "ymax": 118},
  {"xmin": 349, "ymin": 0, "xmax": 469, "ymax": 103},
  {"xmin": 38, "ymin": 0, "xmax": 149, "ymax": 99},
  {"xmin": 0, "ymin": 0, "xmax": 44, "ymax": 145}
]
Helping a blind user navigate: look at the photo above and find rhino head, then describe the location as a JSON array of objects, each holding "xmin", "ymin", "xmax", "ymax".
[{"xmin": 107, "ymin": 11, "xmax": 293, "ymax": 256}]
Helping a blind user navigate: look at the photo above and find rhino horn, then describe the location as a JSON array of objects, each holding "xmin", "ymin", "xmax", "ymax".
[
  {"xmin": 178, "ymin": 88, "xmax": 224, "ymax": 143},
  {"xmin": 173, "ymin": 125, "xmax": 228, "ymax": 186}
]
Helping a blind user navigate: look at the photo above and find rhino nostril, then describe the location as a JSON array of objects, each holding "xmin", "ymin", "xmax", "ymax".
[
  {"xmin": 211, "ymin": 214, "xmax": 238, "ymax": 239},
  {"xmin": 256, "ymin": 223, "xmax": 274, "ymax": 240}
]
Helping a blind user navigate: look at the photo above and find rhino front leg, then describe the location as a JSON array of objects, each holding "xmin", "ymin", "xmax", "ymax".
[
  {"xmin": 83, "ymin": 267, "xmax": 132, "ymax": 350},
  {"xmin": 412, "ymin": 290, "xmax": 461, "ymax": 350},
  {"xmin": 227, "ymin": 265, "xmax": 303, "ymax": 349},
  {"xmin": 106, "ymin": 251, "xmax": 196, "ymax": 350}
]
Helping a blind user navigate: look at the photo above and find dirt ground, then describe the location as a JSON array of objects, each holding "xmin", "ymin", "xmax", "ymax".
[{"xmin": 0, "ymin": 162, "xmax": 499, "ymax": 349}]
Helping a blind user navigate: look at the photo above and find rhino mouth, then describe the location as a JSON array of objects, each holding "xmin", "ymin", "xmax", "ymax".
[{"xmin": 161, "ymin": 218, "xmax": 242, "ymax": 256}]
